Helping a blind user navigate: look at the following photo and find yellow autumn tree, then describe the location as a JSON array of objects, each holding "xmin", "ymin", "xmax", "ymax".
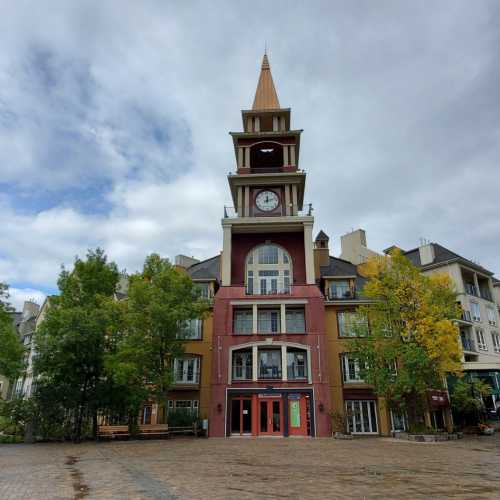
[{"xmin": 351, "ymin": 250, "xmax": 462, "ymax": 430}]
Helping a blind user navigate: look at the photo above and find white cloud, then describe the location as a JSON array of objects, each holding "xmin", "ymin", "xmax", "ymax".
[{"xmin": 7, "ymin": 288, "xmax": 46, "ymax": 312}]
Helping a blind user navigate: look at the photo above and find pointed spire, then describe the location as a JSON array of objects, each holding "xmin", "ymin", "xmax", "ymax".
[{"xmin": 252, "ymin": 54, "xmax": 280, "ymax": 110}]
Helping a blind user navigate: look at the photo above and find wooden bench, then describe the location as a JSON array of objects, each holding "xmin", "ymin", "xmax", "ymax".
[
  {"xmin": 98, "ymin": 425, "xmax": 130, "ymax": 440},
  {"xmin": 138, "ymin": 424, "xmax": 169, "ymax": 439},
  {"xmin": 168, "ymin": 423, "xmax": 199, "ymax": 437}
]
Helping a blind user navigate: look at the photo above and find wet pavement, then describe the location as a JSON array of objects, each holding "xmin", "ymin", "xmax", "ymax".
[{"xmin": 0, "ymin": 435, "xmax": 499, "ymax": 499}]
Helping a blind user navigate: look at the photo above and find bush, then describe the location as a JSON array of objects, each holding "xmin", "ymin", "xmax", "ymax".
[
  {"xmin": 0, "ymin": 434, "xmax": 23, "ymax": 444},
  {"xmin": 167, "ymin": 409, "xmax": 198, "ymax": 427}
]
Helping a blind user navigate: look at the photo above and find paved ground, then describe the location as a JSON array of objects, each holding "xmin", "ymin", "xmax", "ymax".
[{"xmin": 1, "ymin": 435, "xmax": 499, "ymax": 499}]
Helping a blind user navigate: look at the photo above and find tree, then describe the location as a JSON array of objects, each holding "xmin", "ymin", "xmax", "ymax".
[
  {"xmin": 106, "ymin": 254, "xmax": 208, "ymax": 424},
  {"xmin": 0, "ymin": 282, "xmax": 24, "ymax": 383},
  {"xmin": 350, "ymin": 250, "xmax": 462, "ymax": 430},
  {"xmin": 450, "ymin": 377, "xmax": 491, "ymax": 427},
  {"xmin": 34, "ymin": 249, "xmax": 120, "ymax": 442}
]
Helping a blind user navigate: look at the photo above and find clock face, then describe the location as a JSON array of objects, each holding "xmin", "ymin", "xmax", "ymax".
[{"xmin": 256, "ymin": 190, "xmax": 279, "ymax": 212}]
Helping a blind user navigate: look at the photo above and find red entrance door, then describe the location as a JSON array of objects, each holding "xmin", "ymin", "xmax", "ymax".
[{"xmin": 258, "ymin": 398, "xmax": 283, "ymax": 435}]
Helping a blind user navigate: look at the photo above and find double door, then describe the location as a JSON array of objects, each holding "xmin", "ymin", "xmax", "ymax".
[{"xmin": 259, "ymin": 398, "xmax": 283, "ymax": 435}]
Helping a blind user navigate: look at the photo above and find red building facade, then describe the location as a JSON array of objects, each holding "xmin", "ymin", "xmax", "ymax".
[{"xmin": 209, "ymin": 55, "xmax": 332, "ymax": 437}]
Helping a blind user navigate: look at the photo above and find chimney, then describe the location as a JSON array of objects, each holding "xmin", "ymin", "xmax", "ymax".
[
  {"xmin": 22, "ymin": 300, "xmax": 40, "ymax": 319},
  {"xmin": 174, "ymin": 254, "xmax": 200, "ymax": 269},
  {"xmin": 340, "ymin": 229, "xmax": 374, "ymax": 265},
  {"xmin": 418, "ymin": 243, "xmax": 435, "ymax": 266},
  {"xmin": 314, "ymin": 230, "xmax": 330, "ymax": 277}
]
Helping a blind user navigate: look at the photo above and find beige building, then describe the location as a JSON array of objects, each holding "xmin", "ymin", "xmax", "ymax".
[{"xmin": 343, "ymin": 229, "xmax": 500, "ymax": 416}]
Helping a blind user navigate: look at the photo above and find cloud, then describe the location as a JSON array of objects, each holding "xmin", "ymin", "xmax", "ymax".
[
  {"xmin": 7, "ymin": 288, "xmax": 46, "ymax": 312},
  {"xmin": 0, "ymin": 0, "xmax": 499, "ymax": 304}
]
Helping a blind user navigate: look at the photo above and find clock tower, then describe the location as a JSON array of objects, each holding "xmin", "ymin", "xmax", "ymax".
[{"xmin": 210, "ymin": 54, "xmax": 331, "ymax": 437}]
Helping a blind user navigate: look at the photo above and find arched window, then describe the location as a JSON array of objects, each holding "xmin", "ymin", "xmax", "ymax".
[
  {"xmin": 250, "ymin": 142, "xmax": 283, "ymax": 172},
  {"xmin": 246, "ymin": 244, "xmax": 292, "ymax": 295}
]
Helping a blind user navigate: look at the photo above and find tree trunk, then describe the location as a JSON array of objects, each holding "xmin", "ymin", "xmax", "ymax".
[
  {"xmin": 74, "ymin": 378, "xmax": 89, "ymax": 443},
  {"xmin": 92, "ymin": 410, "xmax": 98, "ymax": 441},
  {"xmin": 405, "ymin": 391, "xmax": 421, "ymax": 431}
]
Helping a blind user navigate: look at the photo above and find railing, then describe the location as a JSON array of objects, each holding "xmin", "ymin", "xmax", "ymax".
[
  {"xmin": 465, "ymin": 283, "xmax": 478, "ymax": 296},
  {"xmin": 258, "ymin": 367, "xmax": 282, "ymax": 379},
  {"xmin": 461, "ymin": 336, "xmax": 476, "ymax": 353},
  {"xmin": 460, "ymin": 310, "xmax": 472, "ymax": 322},
  {"xmin": 233, "ymin": 319, "xmax": 253, "ymax": 335},
  {"xmin": 232, "ymin": 367, "xmax": 252, "ymax": 381},
  {"xmin": 246, "ymin": 278, "xmax": 291, "ymax": 296},
  {"xmin": 480, "ymin": 289, "xmax": 493, "ymax": 301},
  {"xmin": 326, "ymin": 289, "xmax": 359, "ymax": 301},
  {"xmin": 223, "ymin": 204, "xmax": 313, "ymax": 218},
  {"xmin": 257, "ymin": 318, "xmax": 281, "ymax": 335},
  {"xmin": 173, "ymin": 372, "xmax": 200, "ymax": 385}
]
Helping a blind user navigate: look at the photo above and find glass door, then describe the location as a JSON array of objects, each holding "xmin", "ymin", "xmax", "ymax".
[
  {"xmin": 346, "ymin": 400, "xmax": 378, "ymax": 434},
  {"xmin": 230, "ymin": 397, "xmax": 252, "ymax": 435},
  {"xmin": 259, "ymin": 398, "xmax": 282, "ymax": 435}
]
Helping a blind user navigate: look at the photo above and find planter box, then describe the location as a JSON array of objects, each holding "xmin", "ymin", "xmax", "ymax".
[
  {"xmin": 334, "ymin": 432, "xmax": 353, "ymax": 440},
  {"xmin": 393, "ymin": 432, "xmax": 461, "ymax": 442}
]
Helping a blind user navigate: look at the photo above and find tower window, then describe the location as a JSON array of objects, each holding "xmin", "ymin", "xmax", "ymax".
[
  {"xmin": 246, "ymin": 244, "xmax": 292, "ymax": 295},
  {"xmin": 250, "ymin": 142, "xmax": 283, "ymax": 172}
]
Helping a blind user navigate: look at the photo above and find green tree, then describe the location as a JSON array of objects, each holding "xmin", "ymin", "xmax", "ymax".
[
  {"xmin": 106, "ymin": 254, "xmax": 208, "ymax": 425},
  {"xmin": 34, "ymin": 248, "xmax": 120, "ymax": 442},
  {"xmin": 0, "ymin": 282, "xmax": 24, "ymax": 383},
  {"xmin": 350, "ymin": 250, "xmax": 462, "ymax": 430},
  {"xmin": 450, "ymin": 377, "xmax": 491, "ymax": 426}
]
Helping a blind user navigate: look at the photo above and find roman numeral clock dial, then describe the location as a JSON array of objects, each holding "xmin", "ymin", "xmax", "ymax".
[{"xmin": 256, "ymin": 190, "xmax": 279, "ymax": 212}]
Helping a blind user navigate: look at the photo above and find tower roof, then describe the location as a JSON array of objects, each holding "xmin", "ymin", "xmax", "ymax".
[
  {"xmin": 315, "ymin": 230, "xmax": 329, "ymax": 242},
  {"xmin": 252, "ymin": 54, "xmax": 280, "ymax": 110}
]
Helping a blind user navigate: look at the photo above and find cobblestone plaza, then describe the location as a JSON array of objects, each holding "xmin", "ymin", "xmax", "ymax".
[{"xmin": 1, "ymin": 436, "xmax": 499, "ymax": 499}]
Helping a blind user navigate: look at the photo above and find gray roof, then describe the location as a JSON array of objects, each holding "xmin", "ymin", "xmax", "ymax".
[
  {"xmin": 315, "ymin": 230, "xmax": 329, "ymax": 242},
  {"xmin": 319, "ymin": 256, "xmax": 368, "ymax": 294},
  {"xmin": 187, "ymin": 255, "xmax": 220, "ymax": 281},
  {"xmin": 403, "ymin": 243, "xmax": 494, "ymax": 276}
]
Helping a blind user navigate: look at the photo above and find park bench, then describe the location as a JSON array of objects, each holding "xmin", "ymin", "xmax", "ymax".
[
  {"xmin": 137, "ymin": 424, "xmax": 169, "ymax": 439},
  {"xmin": 168, "ymin": 422, "xmax": 200, "ymax": 437},
  {"xmin": 98, "ymin": 425, "xmax": 130, "ymax": 440}
]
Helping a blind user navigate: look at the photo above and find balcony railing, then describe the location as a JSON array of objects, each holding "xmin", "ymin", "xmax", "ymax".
[
  {"xmin": 233, "ymin": 319, "xmax": 253, "ymax": 335},
  {"xmin": 480, "ymin": 290, "xmax": 493, "ymax": 302},
  {"xmin": 173, "ymin": 372, "xmax": 200, "ymax": 385},
  {"xmin": 232, "ymin": 366, "xmax": 252, "ymax": 381},
  {"xmin": 223, "ymin": 204, "xmax": 313, "ymax": 218},
  {"xmin": 246, "ymin": 278, "xmax": 291, "ymax": 296},
  {"xmin": 257, "ymin": 318, "xmax": 281, "ymax": 335},
  {"xmin": 460, "ymin": 310, "xmax": 472, "ymax": 322},
  {"xmin": 461, "ymin": 336, "xmax": 477, "ymax": 353},
  {"xmin": 326, "ymin": 288, "xmax": 360, "ymax": 301}
]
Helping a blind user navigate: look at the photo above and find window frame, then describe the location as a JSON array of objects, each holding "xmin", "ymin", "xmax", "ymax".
[
  {"xmin": 258, "ymin": 349, "xmax": 282, "ymax": 380},
  {"xmin": 471, "ymin": 302, "xmax": 481, "ymax": 322},
  {"xmin": 475, "ymin": 328, "xmax": 487, "ymax": 351},
  {"xmin": 173, "ymin": 356, "xmax": 201, "ymax": 384},
  {"xmin": 285, "ymin": 307, "xmax": 306, "ymax": 334},
  {"xmin": 337, "ymin": 311, "xmax": 369, "ymax": 338},
  {"xmin": 341, "ymin": 354, "xmax": 366, "ymax": 383},
  {"xmin": 491, "ymin": 332, "xmax": 500, "ymax": 354}
]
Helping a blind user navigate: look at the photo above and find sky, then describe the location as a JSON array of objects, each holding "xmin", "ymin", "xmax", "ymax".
[{"xmin": 1, "ymin": 1, "xmax": 499, "ymax": 310}]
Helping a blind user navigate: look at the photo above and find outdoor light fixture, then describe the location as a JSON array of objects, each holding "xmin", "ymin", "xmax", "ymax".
[
  {"xmin": 217, "ymin": 403, "xmax": 223, "ymax": 413},
  {"xmin": 319, "ymin": 402, "xmax": 325, "ymax": 413}
]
